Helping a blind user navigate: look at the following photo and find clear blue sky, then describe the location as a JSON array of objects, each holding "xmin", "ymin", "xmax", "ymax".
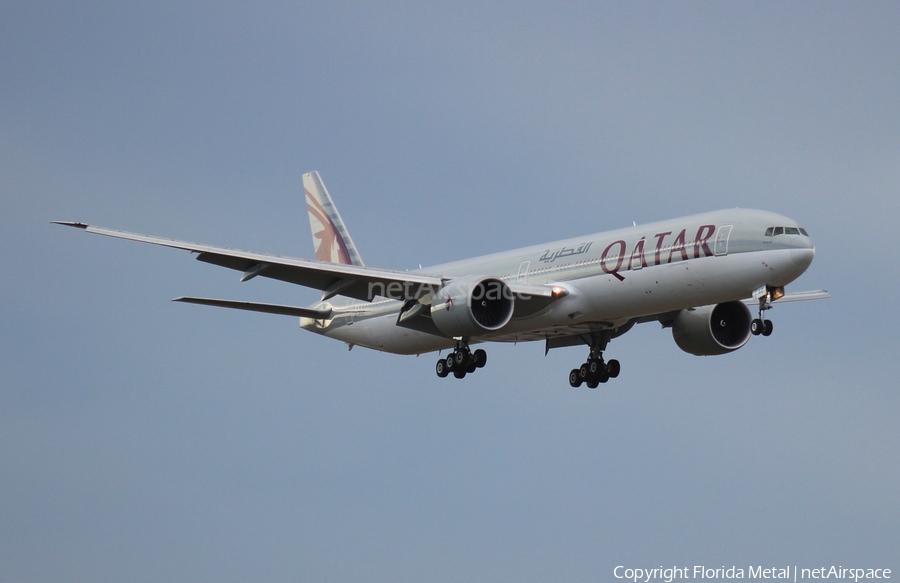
[{"xmin": 2, "ymin": 2, "xmax": 898, "ymax": 581}]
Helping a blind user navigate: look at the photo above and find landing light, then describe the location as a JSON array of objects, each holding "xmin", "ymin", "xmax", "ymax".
[
  {"xmin": 769, "ymin": 285, "xmax": 785, "ymax": 301},
  {"xmin": 551, "ymin": 286, "xmax": 568, "ymax": 298}
]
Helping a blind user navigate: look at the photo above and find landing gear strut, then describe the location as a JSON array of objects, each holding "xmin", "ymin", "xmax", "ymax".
[
  {"xmin": 751, "ymin": 291, "xmax": 776, "ymax": 337},
  {"xmin": 568, "ymin": 332, "xmax": 620, "ymax": 388},
  {"xmin": 435, "ymin": 339, "xmax": 487, "ymax": 379}
]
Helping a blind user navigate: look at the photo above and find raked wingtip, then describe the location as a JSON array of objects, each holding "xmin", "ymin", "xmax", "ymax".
[{"xmin": 52, "ymin": 221, "xmax": 89, "ymax": 229}]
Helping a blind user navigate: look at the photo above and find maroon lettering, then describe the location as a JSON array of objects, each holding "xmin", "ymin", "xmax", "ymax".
[
  {"xmin": 653, "ymin": 232, "xmax": 671, "ymax": 266},
  {"xmin": 629, "ymin": 237, "xmax": 648, "ymax": 270},
  {"xmin": 601, "ymin": 240, "xmax": 626, "ymax": 281},
  {"xmin": 693, "ymin": 224, "xmax": 715, "ymax": 258},
  {"xmin": 667, "ymin": 229, "xmax": 688, "ymax": 263}
]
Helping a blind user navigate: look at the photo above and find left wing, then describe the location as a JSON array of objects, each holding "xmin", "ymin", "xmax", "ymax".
[
  {"xmin": 55, "ymin": 222, "xmax": 559, "ymax": 305},
  {"xmin": 55, "ymin": 222, "xmax": 442, "ymax": 301}
]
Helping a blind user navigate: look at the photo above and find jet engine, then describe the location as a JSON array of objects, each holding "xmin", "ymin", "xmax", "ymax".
[
  {"xmin": 430, "ymin": 276, "xmax": 515, "ymax": 338},
  {"xmin": 672, "ymin": 301, "xmax": 752, "ymax": 356}
]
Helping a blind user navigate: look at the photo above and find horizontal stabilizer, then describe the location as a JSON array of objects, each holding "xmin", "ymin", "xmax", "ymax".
[{"xmin": 173, "ymin": 297, "xmax": 331, "ymax": 319}]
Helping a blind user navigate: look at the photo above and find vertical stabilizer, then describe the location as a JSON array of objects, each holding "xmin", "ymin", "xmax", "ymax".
[{"xmin": 303, "ymin": 171, "xmax": 364, "ymax": 267}]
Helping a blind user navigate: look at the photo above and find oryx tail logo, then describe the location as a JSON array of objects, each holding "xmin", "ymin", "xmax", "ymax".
[{"xmin": 306, "ymin": 188, "xmax": 352, "ymax": 265}]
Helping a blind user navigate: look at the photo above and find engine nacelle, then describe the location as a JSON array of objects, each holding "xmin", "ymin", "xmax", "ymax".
[
  {"xmin": 672, "ymin": 301, "xmax": 752, "ymax": 356},
  {"xmin": 430, "ymin": 276, "xmax": 515, "ymax": 338}
]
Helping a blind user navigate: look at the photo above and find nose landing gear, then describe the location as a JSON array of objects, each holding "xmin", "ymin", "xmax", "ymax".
[
  {"xmin": 751, "ymin": 288, "xmax": 779, "ymax": 337},
  {"xmin": 750, "ymin": 318, "xmax": 773, "ymax": 336}
]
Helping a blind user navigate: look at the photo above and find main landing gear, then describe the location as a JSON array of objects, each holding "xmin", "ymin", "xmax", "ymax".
[
  {"xmin": 435, "ymin": 339, "xmax": 487, "ymax": 379},
  {"xmin": 568, "ymin": 333, "xmax": 620, "ymax": 388}
]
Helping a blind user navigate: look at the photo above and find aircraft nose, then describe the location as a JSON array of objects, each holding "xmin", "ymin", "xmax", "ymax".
[{"xmin": 790, "ymin": 247, "xmax": 815, "ymax": 270}]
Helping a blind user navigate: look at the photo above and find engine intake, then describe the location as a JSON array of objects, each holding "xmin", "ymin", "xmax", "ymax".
[
  {"xmin": 431, "ymin": 276, "xmax": 515, "ymax": 338},
  {"xmin": 672, "ymin": 301, "xmax": 752, "ymax": 356}
]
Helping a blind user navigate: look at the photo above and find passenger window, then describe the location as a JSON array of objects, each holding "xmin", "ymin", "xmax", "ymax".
[
  {"xmin": 773, "ymin": 227, "xmax": 784, "ymax": 236},
  {"xmin": 765, "ymin": 227, "xmax": 774, "ymax": 237}
]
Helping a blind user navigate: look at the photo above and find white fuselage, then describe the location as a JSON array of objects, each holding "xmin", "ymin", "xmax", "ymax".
[{"xmin": 303, "ymin": 208, "xmax": 816, "ymax": 354}]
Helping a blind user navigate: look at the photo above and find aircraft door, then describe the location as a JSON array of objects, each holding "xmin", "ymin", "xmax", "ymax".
[
  {"xmin": 715, "ymin": 225, "xmax": 733, "ymax": 256},
  {"xmin": 517, "ymin": 261, "xmax": 530, "ymax": 283}
]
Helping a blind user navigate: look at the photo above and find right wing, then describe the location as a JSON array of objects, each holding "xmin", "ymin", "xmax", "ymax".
[{"xmin": 741, "ymin": 289, "xmax": 831, "ymax": 305}]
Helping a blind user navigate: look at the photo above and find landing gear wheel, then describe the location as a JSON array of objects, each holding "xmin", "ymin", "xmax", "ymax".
[
  {"xmin": 578, "ymin": 358, "xmax": 610, "ymax": 385},
  {"xmin": 751, "ymin": 319, "xmax": 763, "ymax": 336},
  {"xmin": 569, "ymin": 369, "xmax": 583, "ymax": 388},
  {"xmin": 606, "ymin": 359, "xmax": 620, "ymax": 379},
  {"xmin": 568, "ymin": 331, "xmax": 621, "ymax": 387},
  {"xmin": 440, "ymin": 340, "xmax": 487, "ymax": 379},
  {"xmin": 754, "ymin": 290, "xmax": 781, "ymax": 339}
]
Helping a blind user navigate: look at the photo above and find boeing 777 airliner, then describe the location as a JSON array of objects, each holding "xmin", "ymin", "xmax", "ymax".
[{"xmin": 57, "ymin": 171, "xmax": 827, "ymax": 387}]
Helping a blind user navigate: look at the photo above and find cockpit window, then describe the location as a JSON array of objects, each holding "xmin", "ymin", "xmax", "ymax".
[{"xmin": 765, "ymin": 226, "xmax": 809, "ymax": 237}]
